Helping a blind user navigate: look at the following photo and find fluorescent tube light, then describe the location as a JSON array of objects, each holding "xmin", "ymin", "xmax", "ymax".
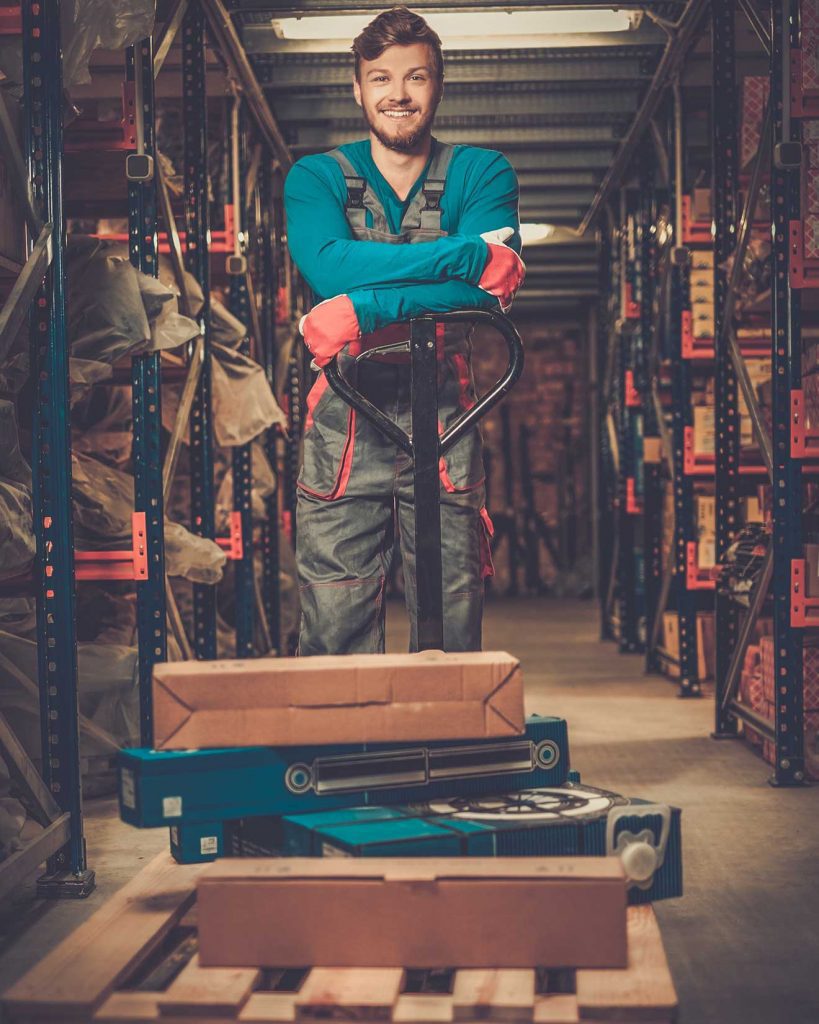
[{"xmin": 274, "ymin": 10, "xmax": 635, "ymax": 45}]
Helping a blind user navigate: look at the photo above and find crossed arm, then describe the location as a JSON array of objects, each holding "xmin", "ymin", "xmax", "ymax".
[{"xmin": 283, "ymin": 150, "xmax": 524, "ymax": 360}]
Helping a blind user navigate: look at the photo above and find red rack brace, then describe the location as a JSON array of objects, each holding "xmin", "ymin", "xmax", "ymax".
[
  {"xmin": 624, "ymin": 370, "xmax": 640, "ymax": 408},
  {"xmin": 791, "ymin": 558, "xmax": 819, "ymax": 627},
  {"xmin": 625, "ymin": 477, "xmax": 643, "ymax": 515},
  {"xmin": 681, "ymin": 196, "xmax": 712, "ymax": 245},
  {"xmin": 74, "ymin": 512, "xmax": 149, "ymax": 581},
  {"xmin": 216, "ymin": 510, "xmax": 244, "ymax": 560},
  {"xmin": 686, "ymin": 541, "xmax": 716, "ymax": 591}
]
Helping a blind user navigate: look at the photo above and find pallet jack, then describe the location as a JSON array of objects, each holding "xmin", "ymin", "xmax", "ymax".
[
  {"xmin": 324, "ymin": 307, "xmax": 524, "ymax": 650},
  {"xmin": 118, "ymin": 310, "xmax": 681, "ymax": 903}
]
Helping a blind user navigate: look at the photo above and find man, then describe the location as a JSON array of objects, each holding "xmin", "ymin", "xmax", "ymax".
[{"xmin": 284, "ymin": 5, "xmax": 525, "ymax": 656}]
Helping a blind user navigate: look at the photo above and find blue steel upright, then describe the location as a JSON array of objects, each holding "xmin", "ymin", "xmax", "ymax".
[
  {"xmin": 259, "ymin": 160, "xmax": 282, "ymax": 654},
  {"xmin": 769, "ymin": 0, "xmax": 805, "ymax": 784},
  {"xmin": 23, "ymin": 0, "xmax": 93, "ymax": 894},
  {"xmin": 183, "ymin": 4, "xmax": 217, "ymax": 659},
  {"xmin": 127, "ymin": 37, "xmax": 167, "ymax": 741},
  {"xmin": 227, "ymin": 101, "xmax": 255, "ymax": 657},
  {"xmin": 712, "ymin": 0, "xmax": 742, "ymax": 722}
]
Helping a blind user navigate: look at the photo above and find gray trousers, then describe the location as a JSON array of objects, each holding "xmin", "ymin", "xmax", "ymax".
[{"xmin": 296, "ymin": 357, "xmax": 493, "ymax": 655}]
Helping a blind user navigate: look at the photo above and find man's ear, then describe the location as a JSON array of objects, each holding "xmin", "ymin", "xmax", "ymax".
[{"xmin": 353, "ymin": 76, "xmax": 362, "ymax": 108}]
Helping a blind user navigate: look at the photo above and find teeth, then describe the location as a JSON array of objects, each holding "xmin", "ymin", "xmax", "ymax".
[{"xmin": 383, "ymin": 110, "xmax": 415, "ymax": 118}]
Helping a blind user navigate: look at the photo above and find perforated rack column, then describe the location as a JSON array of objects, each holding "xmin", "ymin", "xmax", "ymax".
[
  {"xmin": 638, "ymin": 149, "xmax": 664, "ymax": 670},
  {"xmin": 183, "ymin": 3, "xmax": 216, "ymax": 659},
  {"xmin": 127, "ymin": 37, "xmax": 167, "ymax": 741},
  {"xmin": 713, "ymin": 0, "xmax": 742, "ymax": 720},
  {"xmin": 769, "ymin": 0, "xmax": 805, "ymax": 783},
  {"xmin": 227, "ymin": 99, "xmax": 255, "ymax": 657},
  {"xmin": 23, "ymin": 0, "xmax": 93, "ymax": 896},
  {"xmin": 259, "ymin": 160, "xmax": 282, "ymax": 654}
]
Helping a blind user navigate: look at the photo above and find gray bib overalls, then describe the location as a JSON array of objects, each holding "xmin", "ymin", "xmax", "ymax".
[{"xmin": 296, "ymin": 141, "xmax": 493, "ymax": 656}]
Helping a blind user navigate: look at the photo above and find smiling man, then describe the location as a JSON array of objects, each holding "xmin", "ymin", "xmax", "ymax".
[{"xmin": 284, "ymin": 6, "xmax": 525, "ymax": 656}]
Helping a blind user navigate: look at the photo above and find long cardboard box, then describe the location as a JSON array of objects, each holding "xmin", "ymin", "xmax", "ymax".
[
  {"xmin": 152, "ymin": 651, "xmax": 524, "ymax": 749},
  {"xmin": 197, "ymin": 858, "xmax": 628, "ymax": 969}
]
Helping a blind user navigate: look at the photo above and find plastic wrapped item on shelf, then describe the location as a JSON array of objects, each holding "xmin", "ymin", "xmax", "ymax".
[
  {"xmin": 0, "ymin": 598, "xmax": 37, "ymax": 638},
  {"xmin": 0, "ymin": 0, "xmax": 154, "ymax": 93},
  {"xmin": 169, "ymin": 578, "xmax": 237, "ymax": 659},
  {"xmin": 67, "ymin": 237, "xmax": 199, "ymax": 370},
  {"xmin": 0, "ymin": 630, "xmax": 139, "ymax": 769},
  {"xmin": 0, "ymin": 401, "xmax": 34, "ymax": 581},
  {"xmin": 137, "ymin": 272, "xmax": 202, "ymax": 353},
  {"xmin": 716, "ymin": 523, "xmax": 771, "ymax": 607},
  {"xmin": 720, "ymin": 233, "xmax": 772, "ymax": 309},
  {"xmin": 76, "ymin": 587, "xmax": 137, "ymax": 645},
  {"xmin": 164, "ymin": 521, "xmax": 227, "ymax": 585},
  {"xmin": 215, "ymin": 441, "xmax": 278, "ymax": 531},
  {"xmin": 162, "ymin": 344, "xmax": 286, "ymax": 448},
  {"xmin": 211, "ymin": 343, "xmax": 287, "ymax": 446},
  {"xmin": 71, "ymin": 385, "xmax": 133, "ymax": 469},
  {"xmin": 71, "ymin": 451, "xmax": 227, "ymax": 583}
]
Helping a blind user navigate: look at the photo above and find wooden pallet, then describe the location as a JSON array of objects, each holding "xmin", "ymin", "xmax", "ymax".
[{"xmin": 2, "ymin": 853, "xmax": 678, "ymax": 1024}]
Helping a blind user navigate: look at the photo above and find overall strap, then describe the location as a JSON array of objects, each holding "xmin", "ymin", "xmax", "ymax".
[
  {"xmin": 326, "ymin": 148, "xmax": 390, "ymax": 234},
  {"xmin": 403, "ymin": 140, "xmax": 456, "ymax": 232}
]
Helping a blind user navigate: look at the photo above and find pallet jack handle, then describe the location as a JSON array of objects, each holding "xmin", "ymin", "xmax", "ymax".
[{"xmin": 324, "ymin": 309, "xmax": 524, "ymax": 652}]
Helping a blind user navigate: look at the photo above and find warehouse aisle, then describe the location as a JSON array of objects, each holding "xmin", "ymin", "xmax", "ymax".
[
  {"xmin": 2, "ymin": 597, "xmax": 818, "ymax": 1023},
  {"xmin": 446, "ymin": 596, "xmax": 819, "ymax": 1024}
]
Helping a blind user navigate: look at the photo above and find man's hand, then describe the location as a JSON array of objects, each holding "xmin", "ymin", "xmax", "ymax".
[
  {"xmin": 299, "ymin": 295, "xmax": 362, "ymax": 367},
  {"xmin": 478, "ymin": 226, "xmax": 525, "ymax": 313}
]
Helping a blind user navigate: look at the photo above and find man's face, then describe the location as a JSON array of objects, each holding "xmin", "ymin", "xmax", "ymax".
[{"xmin": 353, "ymin": 43, "xmax": 443, "ymax": 154}]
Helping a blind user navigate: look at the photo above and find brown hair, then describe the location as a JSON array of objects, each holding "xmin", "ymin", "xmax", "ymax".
[{"xmin": 352, "ymin": 7, "xmax": 444, "ymax": 81}]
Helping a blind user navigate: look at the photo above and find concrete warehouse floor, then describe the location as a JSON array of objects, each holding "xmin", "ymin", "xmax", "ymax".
[{"xmin": 2, "ymin": 597, "xmax": 819, "ymax": 1023}]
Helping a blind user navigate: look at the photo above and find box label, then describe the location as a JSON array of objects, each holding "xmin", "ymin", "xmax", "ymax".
[
  {"xmin": 120, "ymin": 768, "xmax": 136, "ymax": 810},
  {"xmin": 321, "ymin": 842, "xmax": 351, "ymax": 858},
  {"xmin": 162, "ymin": 795, "xmax": 183, "ymax": 819},
  {"xmin": 201, "ymin": 836, "xmax": 219, "ymax": 856}
]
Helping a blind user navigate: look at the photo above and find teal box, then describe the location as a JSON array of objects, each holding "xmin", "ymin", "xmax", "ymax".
[
  {"xmin": 120, "ymin": 716, "xmax": 570, "ymax": 831},
  {"xmin": 280, "ymin": 785, "xmax": 682, "ymax": 904},
  {"xmin": 169, "ymin": 820, "xmax": 224, "ymax": 863}
]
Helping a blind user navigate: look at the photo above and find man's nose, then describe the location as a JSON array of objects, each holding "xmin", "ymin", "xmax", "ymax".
[{"xmin": 388, "ymin": 82, "xmax": 411, "ymax": 103}]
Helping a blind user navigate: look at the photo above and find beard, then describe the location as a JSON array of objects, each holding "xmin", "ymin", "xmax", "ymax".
[{"xmin": 363, "ymin": 101, "xmax": 438, "ymax": 154}]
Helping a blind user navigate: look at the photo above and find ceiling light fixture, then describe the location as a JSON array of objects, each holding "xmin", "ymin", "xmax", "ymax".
[{"xmin": 273, "ymin": 10, "xmax": 636, "ymax": 48}]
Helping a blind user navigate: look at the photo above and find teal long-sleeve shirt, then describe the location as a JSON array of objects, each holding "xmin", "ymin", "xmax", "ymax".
[{"xmin": 283, "ymin": 137, "xmax": 521, "ymax": 334}]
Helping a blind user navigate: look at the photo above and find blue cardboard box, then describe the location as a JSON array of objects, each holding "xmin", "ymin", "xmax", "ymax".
[
  {"xmin": 119, "ymin": 715, "xmax": 569, "ymax": 829},
  {"xmin": 280, "ymin": 784, "xmax": 682, "ymax": 905}
]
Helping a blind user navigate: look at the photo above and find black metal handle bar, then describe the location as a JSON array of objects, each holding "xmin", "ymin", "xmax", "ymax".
[{"xmin": 323, "ymin": 308, "xmax": 524, "ymax": 457}]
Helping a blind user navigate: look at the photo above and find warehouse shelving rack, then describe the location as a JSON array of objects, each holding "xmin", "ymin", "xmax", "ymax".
[
  {"xmin": 0, "ymin": 0, "xmax": 298, "ymax": 896},
  {"xmin": 638, "ymin": 0, "xmax": 815, "ymax": 780}
]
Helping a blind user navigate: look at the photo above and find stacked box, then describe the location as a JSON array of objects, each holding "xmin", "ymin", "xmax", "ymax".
[
  {"xmin": 689, "ymin": 251, "xmax": 715, "ymax": 339},
  {"xmin": 693, "ymin": 405, "xmax": 715, "ymax": 454},
  {"xmin": 696, "ymin": 495, "xmax": 716, "ymax": 569},
  {"xmin": 279, "ymin": 785, "xmax": 683, "ymax": 906}
]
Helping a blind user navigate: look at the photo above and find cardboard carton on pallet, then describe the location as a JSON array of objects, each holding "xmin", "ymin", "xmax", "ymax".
[
  {"xmin": 196, "ymin": 857, "xmax": 629, "ymax": 970},
  {"xmin": 1, "ymin": 852, "xmax": 678, "ymax": 1024},
  {"xmin": 152, "ymin": 650, "xmax": 524, "ymax": 750}
]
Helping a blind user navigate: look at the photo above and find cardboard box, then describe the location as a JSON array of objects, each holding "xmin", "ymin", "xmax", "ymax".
[
  {"xmin": 693, "ymin": 406, "xmax": 716, "ymax": 454},
  {"xmin": 662, "ymin": 612, "xmax": 680, "ymax": 664},
  {"xmin": 196, "ymin": 858, "xmax": 628, "ymax": 969},
  {"xmin": 697, "ymin": 612, "xmax": 716, "ymax": 680},
  {"xmin": 691, "ymin": 188, "xmax": 712, "ymax": 222},
  {"xmin": 695, "ymin": 495, "xmax": 716, "ymax": 540},
  {"xmin": 152, "ymin": 651, "xmax": 524, "ymax": 750}
]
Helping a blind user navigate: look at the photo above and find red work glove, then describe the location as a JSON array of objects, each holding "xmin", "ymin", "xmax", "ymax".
[
  {"xmin": 299, "ymin": 294, "xmax": 362, "ymax": 368},
  {"xmin": 478, "ymin": 228, "xmax": 526, "ymax": 313}
]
